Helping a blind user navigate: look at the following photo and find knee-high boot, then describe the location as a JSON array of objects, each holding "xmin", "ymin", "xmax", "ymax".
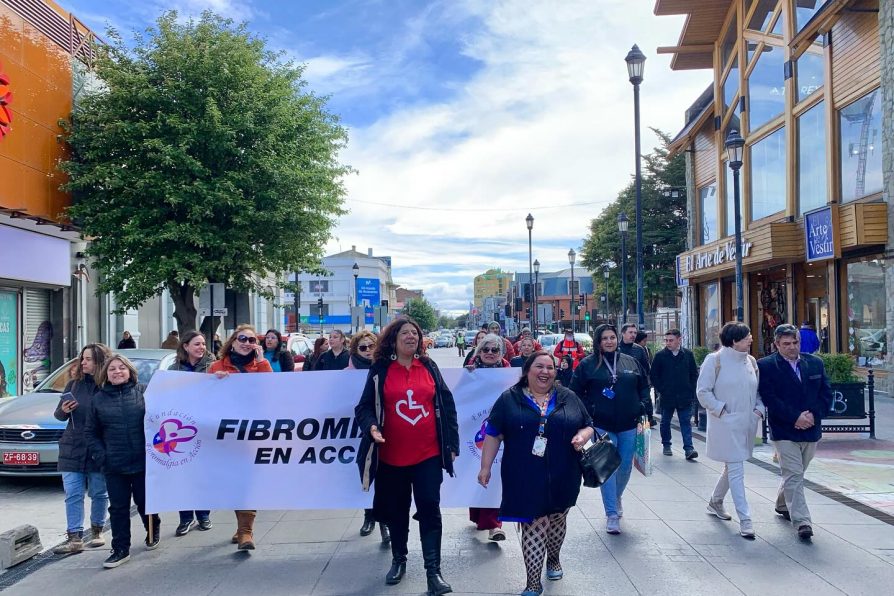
[
  {"xmin": 420, "ymin": 527, "xmax": 452, "ymax": 595},
  {"xmin": 235, "ymin": 510, "xmax": 256, "ymax": 550}
]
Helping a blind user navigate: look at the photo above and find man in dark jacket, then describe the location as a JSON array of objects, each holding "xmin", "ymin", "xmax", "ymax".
[
  {"xmin": 651, "ymin": 329, "xmax": 699, "ymax": 459},
  {"xmin": 619, "ymin": 323, "xmax": 655, "ymax": 426},
  {"xmin": 757, "ymin": 324, "xmax": 833, "ymax": 541}
]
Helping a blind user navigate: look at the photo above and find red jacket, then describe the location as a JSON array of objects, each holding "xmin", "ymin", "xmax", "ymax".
[
  {"xmin": 209, "ymin": 355, "xmax": 273, "ymax": 374},
  {"xmin": 554, "ymin": 340, "xmax": 585, "ymax": 369}
]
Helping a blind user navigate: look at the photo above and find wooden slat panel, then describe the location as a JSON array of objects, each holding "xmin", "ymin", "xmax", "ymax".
[
  {"xmin": 831, "ymin": 2, "xmax": 881, "ymax": 109},
  {"xmin": 838, "ymin": 203, "xmax": 858, "ymax": 245},
  {"xmin": 693, "ymin": 121, "xmax": 717, "ymax": 187},
  {"xmin": 856, "ymin": 203, "xmax": 887, "ymax": 244}
]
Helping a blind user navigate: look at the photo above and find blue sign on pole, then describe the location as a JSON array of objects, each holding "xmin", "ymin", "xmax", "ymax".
[
  {"xmin": 355, "ymin": 278, "xmax": 381, "ymax": 307},
  {"xmin": 805, "ymin": 206, "xmax": 837, "ymax": 262}
]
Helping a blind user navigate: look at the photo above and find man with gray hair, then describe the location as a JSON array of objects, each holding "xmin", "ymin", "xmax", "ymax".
[{"xmin": 757, "ymin": 323, "xmax": 833, "ymax": 541}]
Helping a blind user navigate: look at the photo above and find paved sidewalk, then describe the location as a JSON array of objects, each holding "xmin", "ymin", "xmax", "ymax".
[{"xmin": 3, "ymin": 426, "xmax": 893, "ymax": 595}]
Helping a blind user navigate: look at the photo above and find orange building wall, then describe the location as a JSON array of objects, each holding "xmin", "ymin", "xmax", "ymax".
[{"xmin": 0, "ymin": 1, "xmax": 72, "ymax": 222}]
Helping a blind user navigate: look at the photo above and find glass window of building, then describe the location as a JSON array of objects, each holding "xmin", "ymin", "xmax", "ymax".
[
  {"xmin": 798, "ymin": 102, "xmax": 827, "ymax": 214},
  {"xmin": 724, "ymin": 163, "xmax": 737, "ymax": 237},
  {"xmin": 700, "ymin": 184, "xmax": 718, "ymax": 244},
  {"xmin": 720, "ymin": 18, "xmax": 737, "ymax": 67},
  {"xmin": 796, "ymin": 0, "xmax": 832, "ymax": 32},
  {"xmin": 746, "ymin": 41, "xmax": 759, "ymax": 67},
  {"xmin": 796, "ymin": 50, "xmax": 824, "ymax": 102},
  {"xmin": 771, "ymin": 11, "xmax": 784, "ymax": 35},
  {"xmin": 845, "ymin": 256, "xmax": 887, "ymax": 366},
  {"xmin": 747, "ymin": 44, "xmax": 785, "ymax": 131},
  {"xmin": 839, "ymin": 88, "xmax": 883, "ymax": 202},
  {"xmin": 701, "ymin": 282, "xmax": 721, "ymax": 350},
  {"xmin": 747, "ymin": 0, "xmax": 777, "ymax": 32},
  {"xmin": 723, "ymin": 62, "xmax": 739, "ymax": 115},
  {"xmin": 750, "ymin": 126, "xmax": 786, "ymax": 220}
]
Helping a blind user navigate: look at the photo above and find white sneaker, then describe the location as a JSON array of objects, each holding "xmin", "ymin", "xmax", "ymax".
[
  {"xmin": 488, "ymin": 528, "xmax": 506, "ymax": 541},
  {"xmin": 706, "ymin": 500, "xmax": 732, "ymax": 520},
  {"xmin": 739, "ymin": 519, "xmax": 755, "ymax": 539},
  {"xmin": 606, "ymin": 516, "xmax": 621, "ymax": 535}
]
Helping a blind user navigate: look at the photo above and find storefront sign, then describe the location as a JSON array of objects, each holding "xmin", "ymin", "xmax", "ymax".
[
  {"xmin": 680, "ymin": 238, "xmax": 753, "ymax": 275},
  {"xmin": 355, "ymin": 277, "xmax": 380, "ymax": 307},
  {"xmin": 675, "ymin": 256, "xmax": 689, "ymax": 287},
  {"xmin": 805, "ymin": 206, "xmax": 838, "ymax": 262}
]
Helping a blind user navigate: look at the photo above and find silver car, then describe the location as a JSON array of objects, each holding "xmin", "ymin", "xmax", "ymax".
[{"xmin": 0, "ymin": 349, "xmax": 176, "ymax": 477}]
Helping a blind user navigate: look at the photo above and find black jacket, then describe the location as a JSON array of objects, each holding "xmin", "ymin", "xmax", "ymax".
[
  {"xmin": 757, "ymin": 352, "xmax": 833, "ymax": 442},
  {"xmin": 489, "ymin": 385, "xmax": 592, "ymax": 519},
  {"xmin": 619, "ymin": 341, "xmax": 651, "ymax": 384},
  {"xmin": 54, "ymin": 376, "xmax": 102, "ymax": 473},
  {"xmin": 569, "ymin": 351, "xmax": 648, "ymax": 433},
  {"xmin": 355, "ymin": 358, "xmax": 459, "ymax": 490},
  {"xmin": 85, "ymin": 381, "xmax": 147, "ymax": 475},
  {"xmin": 314, "ymin": 349, "xmax": 350, "ymax": 371},
  {"xmin": 650, "ymin": 347, "xmax": 699, "ymax": 409}
]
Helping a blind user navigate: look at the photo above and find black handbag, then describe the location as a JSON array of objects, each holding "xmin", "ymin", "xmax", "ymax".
[{"xmin": 579, "ymin": 431, "xmax": 621, "ymax": 488}]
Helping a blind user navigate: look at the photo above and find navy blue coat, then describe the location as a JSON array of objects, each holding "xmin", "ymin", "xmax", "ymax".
[{"xmin": 757, "ymin": 352, "xmax": 833, "ymax": 442}]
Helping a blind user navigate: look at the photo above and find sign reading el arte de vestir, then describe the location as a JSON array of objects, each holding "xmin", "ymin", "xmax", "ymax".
[
  {"xmin": 144, "ymin": 368, "xmax": 519, "ymax": 512},
  {"xmin": 805, "ymin": 206, "xmax": 837, "ymax": 262},
  {"xmin": 680, "ymin": 238, "xmax": 753, "ymax": 276}
]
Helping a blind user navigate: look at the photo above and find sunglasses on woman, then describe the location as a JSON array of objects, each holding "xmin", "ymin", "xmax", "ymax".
[
  {"xmin": 236, "ymin": 335, "xmax": 258, "ymax": 344},
  {"xmin": 357, "ymin": 344, "xmax": 374, "ymax": 352},
  {"xmin": 480, "ymin": 347, "xmax": 500, "ymax": 354}
]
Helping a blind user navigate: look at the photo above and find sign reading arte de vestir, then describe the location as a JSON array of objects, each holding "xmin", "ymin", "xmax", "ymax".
[
  {"xmin": 144, "ymin": 368, "xmax": 519, "ymax": 512},
  {"xmin": 805, "ymin": 206, "xmax": 836, "ymax": 262}
]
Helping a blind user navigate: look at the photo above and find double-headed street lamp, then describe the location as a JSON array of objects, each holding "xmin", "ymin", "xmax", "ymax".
[
  {"xmin": 533, "ymin": 259, "xmax": 540, "ymax": 335},
  {"xmin": 725, "ymin": 129, "xmax": 746, "ymax": 322},
  {"xmin": 617, "ymin": 212, "xmax": 629, "ymax": 324},
  {"xmin": 352, "ymin": 262, "xmax": 360, "ymax": 333},
  {"xmin": 568, "ymin": 248, "xmax": 576, "ymax": 333},
  {"xmin": 525, "ymin": 213, "xmax": 535, "ymax": 334},
  {"xmin": 625, "ymin": 44, "xmax": 646, "ymax": 331}
]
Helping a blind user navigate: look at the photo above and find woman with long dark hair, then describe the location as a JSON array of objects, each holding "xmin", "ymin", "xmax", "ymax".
[
  {"xmin": 355, "ymin": 317, "xmax": 458, "ymax": 595},
  {"xmin": 569, "ymin": 324, "xmax": 649, "ymax": 535},
  {"xmin": 209, "ymin": 325, "xmax": 273, "ymax": 551},
  {"xmin": 306, "ymin": 336, "xmax": 329, "ymax": 371},
  {"xmin": 478, "ymin": 351, "xmax": 593, "ymax": 595},
  {"xmin": 262, "ymin": 329, "xmax": 295, "ymax": 372}
]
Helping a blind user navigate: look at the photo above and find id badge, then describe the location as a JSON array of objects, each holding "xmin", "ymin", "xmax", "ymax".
[
  {"xmin": 532, "ymin": 435, "xmax": 547, "ymax": 457},
  {"xmin": 602, "ymin": 387, "xmax": 615, "ymax": 399}
]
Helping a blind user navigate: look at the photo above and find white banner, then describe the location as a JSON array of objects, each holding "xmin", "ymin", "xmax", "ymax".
[{"xmin": 144, "ymin": 367, "xmax": 519, "ymax": 513}]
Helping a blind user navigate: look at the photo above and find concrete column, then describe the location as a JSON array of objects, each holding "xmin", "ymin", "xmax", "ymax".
[{"xmin": 881, "ymin": 0, "xmax": 893, "ymax": 393}]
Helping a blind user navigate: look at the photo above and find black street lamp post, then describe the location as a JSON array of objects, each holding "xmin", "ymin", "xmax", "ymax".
[
  {"xmin": 725, "ymin": 129, "xmax": 746, "ymax": 322},
  {"xmin": 603, "ymin": 266, "xmax": 610, "ymax": 325},
  {"xmin": 568, "ymin": 249, "xmax": 576, "ymax": 333},
  {"xmin": 625, "ymin": 44, "xmax": 646, "ymax": 331},
  {"xmin": 352, "ymin": 262, "xmax": 360, "ymax": 333},
  {"xmin": 533, "ymin": 259, "xmax": 540, "ymax": 336},
  {"xmin": 617, "ymin": 212, "xmax": 629, "ymax": 324},
  {"xmin": 526, "ymin": 214, "xmax": 535, "ymax": 334},
  {"xmin": 293, "ymin": 278, "xmax": 302, "ymax": 333}
]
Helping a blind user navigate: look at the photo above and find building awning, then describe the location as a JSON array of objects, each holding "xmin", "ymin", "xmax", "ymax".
[{"xmin": 654, "ymin": 0, "xmax": 733, "ymax": 70}]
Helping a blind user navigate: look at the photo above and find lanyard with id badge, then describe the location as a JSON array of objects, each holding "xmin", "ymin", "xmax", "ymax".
[
  {"xmin": 531, "ymin": 390, "xmax": 556, "ymax": 457},
  {"xmin": 602, "ymin": 352, "xmax": 619, "ymax": 399}
]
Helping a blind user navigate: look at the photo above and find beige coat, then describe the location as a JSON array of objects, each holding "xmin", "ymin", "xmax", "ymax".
[{"xmin": 696, "ymin": 347, "xmax": 765, "ymax": 462}]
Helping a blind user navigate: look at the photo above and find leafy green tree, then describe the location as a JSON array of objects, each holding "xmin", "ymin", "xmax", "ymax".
[
  {"xmin": 403, "ymin": 298, "xmax": 438, "ymax": 332},
  {"xmin": 581, "ymin": 130, "xmax": 686, "ymax": 315},
  {"xmin": 453, "ymin": 313, "xmax": 469, "ymax": 329},
  {"xmin": 61, "ymin": 11, "xmax": 350, "ymax": 333},
  {"xmin": 437, "ymin": 315, "xmax": 455, "ymax": 330}
]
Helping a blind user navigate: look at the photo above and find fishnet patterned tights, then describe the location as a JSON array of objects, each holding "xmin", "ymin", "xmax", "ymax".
[{"xmin": 519, "ymin": 511, "xmax": 567, "ymax": 592}]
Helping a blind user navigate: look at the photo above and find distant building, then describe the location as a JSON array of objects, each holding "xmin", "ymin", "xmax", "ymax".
[
  {"xmin": 395, "ymin": 287, "xmax": 424, "ymax": 310},
  {"xmin": 514, "ymin": 269, "xmax": 594, "ymax": 333},
  {"xmin": 473, "ymin": 268, "xmax": 512, "ymax": 309}
]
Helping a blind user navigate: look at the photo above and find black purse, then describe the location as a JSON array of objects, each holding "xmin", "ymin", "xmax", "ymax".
[{"xmin": 579, "ymin": 431, "xmax": 621, "ymax": 488}]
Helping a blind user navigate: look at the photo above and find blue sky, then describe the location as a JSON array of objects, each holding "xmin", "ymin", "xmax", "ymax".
[{"xmin": 59, "ymin": 0, "xmax": 710, "ymax": 313}]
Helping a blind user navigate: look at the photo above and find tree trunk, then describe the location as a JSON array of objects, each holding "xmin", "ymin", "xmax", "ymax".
[{"xmin": 169, "ymin": 281, "xmax": 198, "ymax": 335}]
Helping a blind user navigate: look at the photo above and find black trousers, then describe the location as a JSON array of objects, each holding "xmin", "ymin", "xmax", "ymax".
[
  {"xmin": 105, "ymin": 472, "xmax": 160, "ymax": 553},
  {"xmin": 373, "ymin": 456, "xmax": 442, "ymax": 561}
]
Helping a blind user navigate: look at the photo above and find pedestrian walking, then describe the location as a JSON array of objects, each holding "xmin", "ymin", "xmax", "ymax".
[
  {"xmin": 510, "ymin": 338, "xmax": 535, "ymax": 367},
  {"xmin": 487, "ymin": 321, "xmax": 516, "ymax": 359},
  {"xmin": 85, "ymin": 354, "xmax": 160, "ymax": 569},
  {"xmin": 758, "ymin": 323, "xmax": 833, "ymax": 541},
  {"xmin": 798, "ymin": 322, "xmax": 820, "ymax": 354},
  {"xmin": 465, "ymin": 334, "xmax": 509, "ymax": 541},
  {"xmin": 160, "ymin": 330, "xmax": 180, "ymax": 350},
  {"xmin": 209, "ymin": 325, "xmax": 273, "ymax": 551},
  {"xmin": 306, "ymin": 336, "xmax": 329, "ymax": 371},
  {"xmin": 569, "ymin": 324, "xmax": 648, "ymax": 535},
  {"xmin": 355, "ymin": 317, "xmax": 458, "ymax": 595},
  {"xmin": 619, "ymin": 323, "xmax": 656, "ymax": 427},
  {"xmin": 313, "ymin": 329, "xmax": 350, "ymax": 370},
  {"xmin": 555, "ymin": 354, "xmax": 574, "ymax": 387},
  {"xmin": 696, "ymin": 322, "xmax": 764, "ymax": 539},
  {"xmin": 478, "ymin": 351, "xmax": 594, "ymax": 596},
  {"xmin": 52, "ymin": 343, "xmax": 112, "ymax": 555},
  {"xmin": 553, "ymin": 328, "xmax": 585, "ymax": 369},
  {"xmin": 167, "ymin": 331, "xmax": 215, "ymax": 536},
  {"xmin": 262, "ymin": 329, "xmax": 295, "ymax": 372},
  {"xmin": 651, "ymin": 329, "xmax": 699, "ymax": 459},
  {"xmin": 116, "ymin": 331, "xmax": 136, "ymax": 350},
  {"xmin": 455, "ymin": 330, "xmax": 466, "ymax": 357}
]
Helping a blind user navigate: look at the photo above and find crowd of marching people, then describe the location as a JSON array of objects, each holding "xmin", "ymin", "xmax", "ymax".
[{"xmin": 51, "ymin": 316, "xmax": 832, "ymax": 596}]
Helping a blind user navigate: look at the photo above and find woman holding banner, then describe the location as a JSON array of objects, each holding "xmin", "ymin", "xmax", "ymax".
[
  {"xmin": 85, "ymin": 354, "xmax": 160, "ymax": 569},
  {"xmin": 209, "ymin": 325, "xmax": 273, "ymax": 551},
  {"xmin": 478, "ymin": 351, "xmax": 594, "ymax": 596},
  {"xmin": 355, "ymin": 317, "xmax": 459, "ymax": 596},
  {"xmin": 348, "ymin": 330, "xmax": 390, "ymax": 544},
  {"xmin": 168, "ymin": 331, "xmax": 215, "ymax": 537}
]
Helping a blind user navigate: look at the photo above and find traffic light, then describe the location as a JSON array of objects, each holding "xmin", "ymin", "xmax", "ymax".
[
  {"xmin": 584, "ymin": 311, "xmax": 590, "ymax": 321},
  {"xmin": 515, "ymin": 297, "xmax": 523, "ymax": 311},
  {"xmin": 504, "ymin": 304, "xmax": 511, "ymax": 316},
  {"xmin": 525, "ymin": 307, "xmax": 531, "ymax": 318},
  {"xmin": 493, "ymin": 312, "xmax": 500, "ymax": 322}
]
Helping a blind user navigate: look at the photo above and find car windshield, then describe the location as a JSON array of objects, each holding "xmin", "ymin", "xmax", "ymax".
[{"xmin": 32, "ymin": 357, "xmax": 166, "ymax": 394}]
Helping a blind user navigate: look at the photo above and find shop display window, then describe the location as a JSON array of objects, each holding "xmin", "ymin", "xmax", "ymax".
[
  {"xmin": 750, "ymin": 126, "xmax": 786, "ymax": 220},
  {"xmin": 845, "ymin": 256, "xmax": 887, "ymax": 366},
  {"xmin": 701, "ymin": 282, "xmax": 721, "ymax": 349},
  {"xmin": 839, "ymin": 88, "xmax": 883, "ymax": 202},
  {"xmin": 798, "ymin": 102, "xmax": 827, "ymax": 214},
  {"xmin": 756, "ymin": 277, "xmax": 787, "ymax": 356}
]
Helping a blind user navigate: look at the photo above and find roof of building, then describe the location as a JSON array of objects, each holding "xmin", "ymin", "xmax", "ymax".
[
  {"xmin": 654, "ymin": 0, "xmax": 733, "ymax": 70},
  {"xmin": 667, "ymin": 84, "xmax": 714, "ymax": 156}
]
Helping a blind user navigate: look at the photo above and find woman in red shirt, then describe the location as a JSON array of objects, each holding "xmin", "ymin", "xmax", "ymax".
[
  {"xmin": 208, "ymin": 324, "xmax": 273, "ymax": 551},
  {"xmin": 355, "ymin": 317, "xmax": 459, "ymax": 596}
]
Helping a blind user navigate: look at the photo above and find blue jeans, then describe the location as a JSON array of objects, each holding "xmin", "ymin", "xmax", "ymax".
[
  {"xmin": 660, "ymin": 405, "xmax": 693, "ymax": 451},
  {"xmin": 61, "ymin": 471, "xmax": 109, "ymax": 533},
  {"xmin": 597, "ymin": 428, "xmax": 636, "ymax": 517}
]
